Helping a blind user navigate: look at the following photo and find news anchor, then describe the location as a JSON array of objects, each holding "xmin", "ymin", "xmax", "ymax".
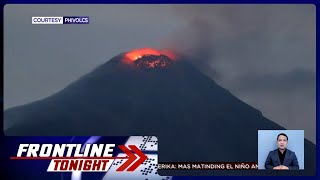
[{"xmin": 265, "ymin": 133, "xmax": 299, "ymax": 170}]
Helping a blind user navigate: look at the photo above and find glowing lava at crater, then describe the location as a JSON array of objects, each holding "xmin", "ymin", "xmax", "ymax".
[
  {"xmin": 123, "ymin": 48, "xmax": 176, "ymax": 69},
  {"xmin": 134, "ymin": 55, "xmax": 173, "ymax": 69}
]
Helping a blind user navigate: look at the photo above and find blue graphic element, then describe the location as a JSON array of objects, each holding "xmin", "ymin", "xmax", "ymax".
[{"xmin": 63, "ymin": 16, "xmax": 89, "ymax": 24}]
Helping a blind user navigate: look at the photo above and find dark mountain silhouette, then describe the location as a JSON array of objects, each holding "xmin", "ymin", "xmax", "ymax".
[{"xmin": 4, "ymin": 52, "xmax": 316, "ymax": 176}]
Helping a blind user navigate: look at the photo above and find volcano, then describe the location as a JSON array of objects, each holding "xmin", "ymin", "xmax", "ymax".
[{"xmin": 4, "ymin": 48, "xmax": 316, "ymax": 176}]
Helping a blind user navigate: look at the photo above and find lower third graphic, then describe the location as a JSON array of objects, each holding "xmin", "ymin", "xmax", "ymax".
[{"xmin": 10, "ymin": 144, "xmax": 147, "ymax": 172}]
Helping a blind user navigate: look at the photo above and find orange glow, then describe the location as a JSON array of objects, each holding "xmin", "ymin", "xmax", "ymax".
[
  {"xmin": 160, "ymin": 49, "xmax": 177, "ymax": 60},
  {"xmin": 124, "ymin": 48, "xmax": 176, "ymax": 61}
]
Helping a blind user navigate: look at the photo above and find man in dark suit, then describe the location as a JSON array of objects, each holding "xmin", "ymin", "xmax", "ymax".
[{"xmin": 265, "ymin": 133, "xmax": 299, "ymax": 170}]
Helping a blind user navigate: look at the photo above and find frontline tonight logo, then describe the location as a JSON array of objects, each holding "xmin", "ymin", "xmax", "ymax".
[
  {"xmin": 32, "ymin": 16, "xmax": 89, "ymax": 24},
  {"xmin": 10, "ymin": 144, "xmax": 147, "ymax": 172}
]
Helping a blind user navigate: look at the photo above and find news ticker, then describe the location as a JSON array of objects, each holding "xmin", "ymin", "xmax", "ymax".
[
  {"xmin": 32, "ymin": 16, "xmax": 89, "ymax": 24},
  {"xmin": 158, "ymin": 162, "xmax": 258, "ymax": 170}
]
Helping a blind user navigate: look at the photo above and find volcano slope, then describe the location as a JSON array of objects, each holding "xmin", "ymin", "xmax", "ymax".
[{"xmin": 4, "ymin": 51, "xmax": 316, "ymax": 176}]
